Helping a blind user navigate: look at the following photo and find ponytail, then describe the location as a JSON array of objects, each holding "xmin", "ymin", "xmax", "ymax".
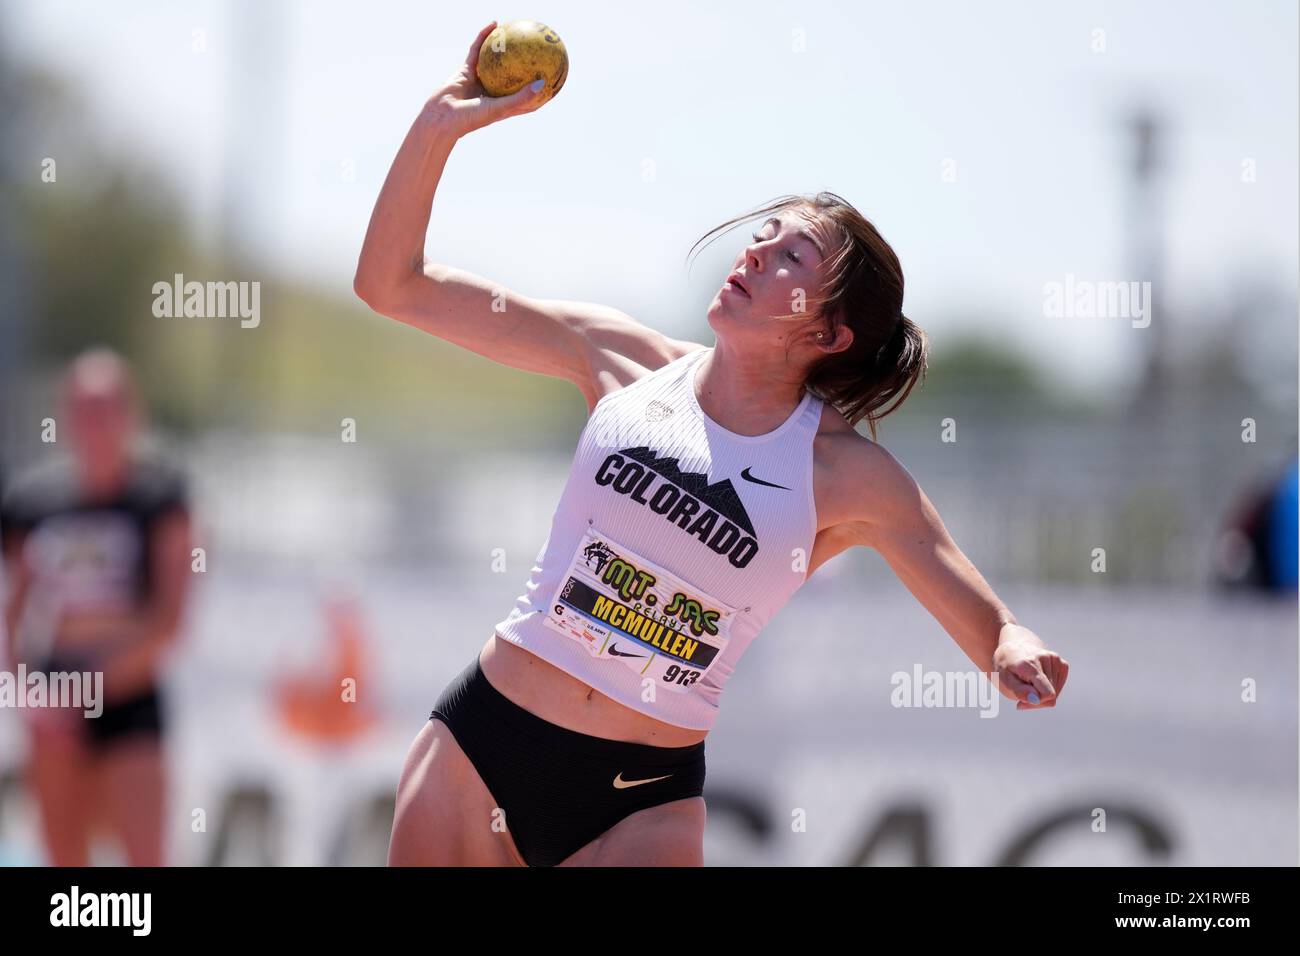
[{"xmin": 809, "ymin": 313, "xmax": 929, "ymax": 442}]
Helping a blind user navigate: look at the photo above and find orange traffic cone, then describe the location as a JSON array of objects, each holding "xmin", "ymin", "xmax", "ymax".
[{"xmin": 274, "ymin": 595, "xmax": 378, "ymax": 742}]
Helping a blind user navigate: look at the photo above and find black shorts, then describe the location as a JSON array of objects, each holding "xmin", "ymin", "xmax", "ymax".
[
  {"xmin": 428, "ymin": 652, "xmax": 707, "ymax": 867},
  {"xmin": 33, "ymin": 654, "xmax": 165, "ymax": 753}
]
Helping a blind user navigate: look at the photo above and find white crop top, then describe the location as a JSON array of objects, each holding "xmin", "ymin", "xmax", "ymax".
[{"xmin": 493, "ymin": 346, "xmax": 823, "ymax": 730}]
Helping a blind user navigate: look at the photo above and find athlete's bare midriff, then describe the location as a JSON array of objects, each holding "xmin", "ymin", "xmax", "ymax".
[{"xmin": 477, "ymin": 632, "xmax": 710, "ymax": 748}]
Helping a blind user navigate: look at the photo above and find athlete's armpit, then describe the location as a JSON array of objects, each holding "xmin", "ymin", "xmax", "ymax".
[{"xmin": 568, "ymin": 308, "xmax": 705, "ymax": 413}]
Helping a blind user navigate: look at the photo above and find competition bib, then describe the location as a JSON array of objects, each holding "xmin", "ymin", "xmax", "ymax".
[{"xmin": 542, "ymin": 524, "xmax": 737, "ymax": 693}]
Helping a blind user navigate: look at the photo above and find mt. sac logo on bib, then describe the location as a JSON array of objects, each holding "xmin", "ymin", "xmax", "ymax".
[
  {"xmin": 577, "ymin": 537, "xmax": 722, "ymax": 639},
  {"xmin": 593, "ymin": 446, "xmax": 758, "ymax": 568},
  {"xmin": 543, "ymin": 525, "xmax": 738, "ymax": 694}
]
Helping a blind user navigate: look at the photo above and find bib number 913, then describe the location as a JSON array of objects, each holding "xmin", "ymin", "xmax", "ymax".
[{"xmin": 663, "ymin": 664, "xmax": 701, "ymax": 687}]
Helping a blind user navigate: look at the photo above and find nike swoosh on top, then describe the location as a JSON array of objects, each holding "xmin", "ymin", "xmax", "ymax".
[
  {"xmin": 613, "ymin": 772, "xmax": 673, "ymax": 789},
  {"xmin": 740, "ymin": 466, "xmax": 792, "ymax": 490}
]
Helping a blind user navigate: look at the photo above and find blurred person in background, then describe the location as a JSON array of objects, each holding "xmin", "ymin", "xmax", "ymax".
[
  {"xmin": 1213, "ymin": 452, "xmax": 1299, "ymax": 593},
  {"xmin": 358, "ymin": 23, "xmax": 1070, "ymax": 867},
  {"xmin": 0, "ymin": 348, "xmax": 193, "ymax": 865}
]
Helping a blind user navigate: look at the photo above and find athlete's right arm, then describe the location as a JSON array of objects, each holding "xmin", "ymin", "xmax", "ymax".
[
  {"xmin": 359, "ymin": 261, "xmax": 700, "ymax": 413},
  {"xmin": 353, "ymin": 24, "xmax": 701, "ymax": 415}
]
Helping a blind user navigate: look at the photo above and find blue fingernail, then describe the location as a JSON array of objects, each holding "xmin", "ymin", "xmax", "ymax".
[
  {"xmin": 530, "ymin": 79, "xmax": 544, "ymax": 93},
  {"xmin": 1028, "ymin": 691, "xmax": 1040, "ymax": 704}
]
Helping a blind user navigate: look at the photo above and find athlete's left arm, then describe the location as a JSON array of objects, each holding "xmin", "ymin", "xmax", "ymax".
[
  {"xmin": 1, "ymin": 528, "xmax": 31, "ymax": 669},
  {"xmin": 102, "ymin": 507, "xmax": 195, "ymax": 703},
  {"xmin": 845, "ymin": 442, "xmax": 1069, "ymax": 710}
]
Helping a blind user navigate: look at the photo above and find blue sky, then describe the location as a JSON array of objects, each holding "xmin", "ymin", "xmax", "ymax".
[{"xmin": 5, "ymin": 0, "xmax": 1296, "ymax": 396}]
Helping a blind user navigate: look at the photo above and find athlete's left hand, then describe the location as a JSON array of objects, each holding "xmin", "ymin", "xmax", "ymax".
[{"xmin": 992, "ymin": 624, "xmax": 1069, "ymax": 710}]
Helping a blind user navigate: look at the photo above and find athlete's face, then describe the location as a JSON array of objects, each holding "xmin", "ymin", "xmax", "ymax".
[
  {"xmin": 707, "ymin": 208, "xmax": 834, "ymax": 340},
  {"xmin": 62, "ymin": 365, "xmax": 138, "ymax": 478}
]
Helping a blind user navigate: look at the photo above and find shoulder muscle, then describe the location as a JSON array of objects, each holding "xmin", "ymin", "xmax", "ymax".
[{"xmin": 823, "ymin": 435, "xmax": 927, "ymax": 546}]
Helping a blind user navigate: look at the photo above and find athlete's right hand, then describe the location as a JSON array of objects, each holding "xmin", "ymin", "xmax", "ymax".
[{"xmin": 429, "ymin": 21, "xmax": 550, "ymax": 137}]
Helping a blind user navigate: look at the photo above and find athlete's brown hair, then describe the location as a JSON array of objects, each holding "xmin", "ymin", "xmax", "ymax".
[{"xmin": 687, "ymin": 192, "xmax": 928, "ymax": 440}]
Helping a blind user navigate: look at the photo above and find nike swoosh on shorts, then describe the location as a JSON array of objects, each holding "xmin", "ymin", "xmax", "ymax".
[{"xmin": 612, "ymin": 772, "xmax": 673, "ymax": 789}]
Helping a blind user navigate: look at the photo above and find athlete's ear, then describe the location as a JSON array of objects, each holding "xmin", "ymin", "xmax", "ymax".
[{"xmin": 815, "ymin": 314, "xmax": 853, "ymax": 355}]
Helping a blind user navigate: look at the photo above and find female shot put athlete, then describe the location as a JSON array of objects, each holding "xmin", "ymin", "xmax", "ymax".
[{"xmin": 356, "ymin": 22, "xmax": 1070, "ymax": 867}]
